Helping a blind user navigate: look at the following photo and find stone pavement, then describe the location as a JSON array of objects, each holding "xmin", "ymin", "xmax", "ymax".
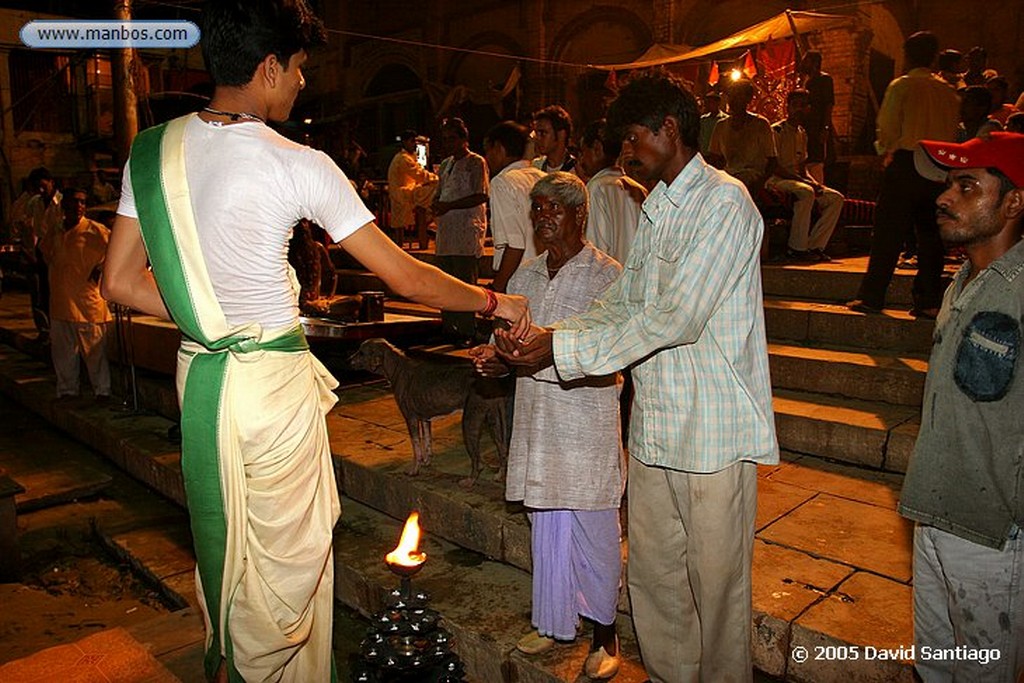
[{"xmin": 0, "ymin": 250, "xmax": 930, "ymax": 682}]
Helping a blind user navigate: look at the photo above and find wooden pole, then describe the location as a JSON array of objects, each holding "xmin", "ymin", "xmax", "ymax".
[
  {"xmin": 112, "ymin": 0, "xmax": 138, "ymax": 165},
  {"xmin": 785, "ymin": 9, "xmax": 806, "ymax": 65}
]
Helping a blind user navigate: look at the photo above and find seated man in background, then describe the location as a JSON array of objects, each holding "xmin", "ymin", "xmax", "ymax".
[
  {"xmin": 707, "ymin": 78, "xmax": 777, "ymax": 195},
  {"xmin": 766, "ymin": 89, "xmax": 844, "ymax": 262},
  {"xmin": 287, "ymin": 218, "xmax": 364, "ymax": 321}
]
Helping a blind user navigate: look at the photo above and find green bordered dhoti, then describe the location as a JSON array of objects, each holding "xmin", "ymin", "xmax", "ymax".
[{"xmin": 131, "ymin": 114, "xmax": 340, "ymax": 682}]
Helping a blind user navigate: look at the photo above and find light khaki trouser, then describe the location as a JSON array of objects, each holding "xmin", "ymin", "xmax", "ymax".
[
  {"xmin": 50, "ymin": 319, "xmax": 111, "ymax": 397},
  {"xmin": 628, "ymin": 458, "xmax": 757, "ymax": 683}
]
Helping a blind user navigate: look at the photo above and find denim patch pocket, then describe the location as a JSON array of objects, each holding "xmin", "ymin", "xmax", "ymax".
[{"xmin": 954, "ymin": 311, "xmax": 1020, "ymax": 402}]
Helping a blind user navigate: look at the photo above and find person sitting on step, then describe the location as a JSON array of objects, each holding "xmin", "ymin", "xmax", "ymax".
[{"xmin": 765, "ymin": 89, "xmax": 844, "ymax": 263}]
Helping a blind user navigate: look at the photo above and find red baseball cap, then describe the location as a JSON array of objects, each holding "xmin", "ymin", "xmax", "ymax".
[{"xmin": 914, "ymin": 132, "xmax": 1024, "ymax": 188}]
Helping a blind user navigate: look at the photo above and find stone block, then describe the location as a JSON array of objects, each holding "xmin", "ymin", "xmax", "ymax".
[
  {"xmin": 775, "ymin": 410, "xmax": 886, "ymax": 468},
  {"xmin": 756, "ymin": 476, "xmax": 817, "ymax": 532},
  {"xmin": 789, "ymin": 572, "xmax": 914, "ymax": 683},
  {"xmin": 884, "ymin": 420, "xmax": 920, "ymax": 473},
  {"xmin": 103, "ymin": 524, "xmax": 195, "ymax": 581},
  {"xmin": 766, "ymin": 459, "xmax": 903, "ymax": 509},
  {"xmin": 751, "ymin": 540, "xmax": 855, "ymax": 677},
  {"xmin": 158, "ymin": 571, "xmax": 198, "ymax": 611},
  {"xmin": 808, "ymin": 307, "xmax": 935, "ymax": 353},
  {"xmin": 769, "ymin": 344, "xmax": 927, "ymax": 407},
  {"xmin": 764, "ymin": 300, "xmax": 811, "ymax": 342},
  {"xmin": 773, "ymin": 391, "xmax": 918, "ymax": 469},
  {"xmin": 759, "ymin": 494, "xmax": 913, "ymax": 582},
  {"xmin": 762, "ymin": 264, "xmax": 863, "ymax": 303},
  {"xmin": 501, "ymin": 511, "xmax": 533, "ymax": 575}
]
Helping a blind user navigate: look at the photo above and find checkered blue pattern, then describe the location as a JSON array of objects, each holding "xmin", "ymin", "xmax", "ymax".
[{"xmin": 553, "ymin": 155, "xmax": 779, "ymax": 472}]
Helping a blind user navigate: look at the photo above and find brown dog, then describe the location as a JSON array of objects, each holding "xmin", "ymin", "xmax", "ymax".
[{"xmin": 349, "ymin": 338, "xmax": 510, "ymax": 486}]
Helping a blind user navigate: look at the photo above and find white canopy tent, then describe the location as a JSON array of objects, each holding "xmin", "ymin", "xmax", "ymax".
[{"xmin": 589, "ymin": 10, "xmax": 854, "ymax": 71}]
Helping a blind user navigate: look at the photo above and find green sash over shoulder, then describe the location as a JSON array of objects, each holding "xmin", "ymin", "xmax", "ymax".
[{"xmin": 131, "ymin": 114, "xmax": 304, "ymax": 351}]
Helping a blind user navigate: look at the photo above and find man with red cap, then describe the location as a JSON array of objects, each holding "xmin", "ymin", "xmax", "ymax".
[{"xmin": 899, "ymin": 132, "xmax": 1024, "ymax": 683}]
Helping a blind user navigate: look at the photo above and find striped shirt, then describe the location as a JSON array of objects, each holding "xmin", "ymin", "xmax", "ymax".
[
  {"xmin": 552, "ymin": 153, "xmax": 779, "ymax": 472},
  {"xmin": 506, "ymin": 244, "xmax": 624, "ymax": 510}
]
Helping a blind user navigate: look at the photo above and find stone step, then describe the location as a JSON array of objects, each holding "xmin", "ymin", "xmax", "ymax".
[
  {"xmin": 765, "ymin": 298, "xmax": 936, "ymax": 354},
  {"xmin": 761, "ymin": 256, "xmax": 924, "ymax": 306},
  {"xmin": 769, "ymin": 343, "xmax": 927, "ymax": 407},
  {"xmin": 0, "ymin": 626, "xmax": 183, "ymax": 682},
  {"xmin": 773, "ymin": 389, "xmax": 919, "ymax": 473}
]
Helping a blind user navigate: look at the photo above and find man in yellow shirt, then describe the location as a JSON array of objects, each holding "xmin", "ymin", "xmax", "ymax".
[
  {"xmin": 386, "ymin": 129, "xmax": 437, "ymax": 246},
  {"xmin": 848, "ymin": 31, "xmax": 960, "ymax": 319},
  {"xmin": 40, "ymin": 188, "xmax": 111, "ymax": 399}
]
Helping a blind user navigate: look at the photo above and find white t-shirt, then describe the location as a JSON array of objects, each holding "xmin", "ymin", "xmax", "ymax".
[{"xmin": 119, "ymin": 116, "xmax": 373, "ymax": 330}]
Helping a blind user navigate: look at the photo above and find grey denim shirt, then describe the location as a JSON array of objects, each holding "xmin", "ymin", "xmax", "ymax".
[{"xmin": 898, "ymin": 238, "xmax": 1024, "ymax": 550}]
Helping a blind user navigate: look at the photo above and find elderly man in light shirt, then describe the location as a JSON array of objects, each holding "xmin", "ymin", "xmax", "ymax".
[
  {"xmin": 473, "ymin": 172, "xmax": 624, "ymax": 681},
  {"xmin": 484, "ymin": 121, "xmax": 546, "ymax": 292}
]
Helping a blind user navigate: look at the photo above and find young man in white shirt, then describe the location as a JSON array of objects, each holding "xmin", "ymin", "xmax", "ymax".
[
  {"xmin": 484, "ymin": 121, "xmax": 546, "ymax": 292},
  {"xmin": 103, "ymin": 2, "xmax": 529, "ymax": 680}
]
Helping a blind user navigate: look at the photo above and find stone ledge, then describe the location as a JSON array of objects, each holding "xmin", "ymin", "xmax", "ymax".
[
  {"xmin": 0, "ymin": 341, "xmax": 919, "ymax": 682},
  {"xmin": 773, "ymin": 390, "xmax": 919, "ymax": 472}
]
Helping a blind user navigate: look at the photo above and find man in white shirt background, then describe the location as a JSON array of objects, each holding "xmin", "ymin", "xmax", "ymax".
[
  {"xmin": 577, "ymin": 118, "xmax": 644, "ymax": 266},
  {"xmin": 532, "ymin": 105, "xmax": 576, "ymax": 174},
  {"xmin": 765, "ymin": 89, "xmax": 844, "ymax": 263},
  {"xmin": 484, "ymin": 121, "xmax": 546, "ymax": 292},
  {"xmin": 432, "ymin": 117, "xmax": 489, "ymax": 343}
]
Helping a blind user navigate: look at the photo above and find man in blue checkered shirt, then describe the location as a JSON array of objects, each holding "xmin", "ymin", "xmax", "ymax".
[{"xmin": 492, "ymin": 74, "xmax": 778, "ymax": 683}]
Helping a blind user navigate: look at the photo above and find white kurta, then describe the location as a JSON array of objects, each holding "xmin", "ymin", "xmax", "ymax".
[
  {"xmin": 505, "ymin": 244, "xmax": 624, "ymax": 510},
  {"xmin": 585, "ymin": 167, "xmax": 643, "ymax": 265}
]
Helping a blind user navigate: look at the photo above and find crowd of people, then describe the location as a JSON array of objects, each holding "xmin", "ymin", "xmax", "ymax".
[{"xmin": 1, "ymin": 1, "xmax": 1023, "ymax": 681}]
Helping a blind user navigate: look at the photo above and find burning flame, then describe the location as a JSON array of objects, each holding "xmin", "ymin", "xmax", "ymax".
[{"xmin": 386, "ymin": 511, "xmax": 427, "ymax": 567}]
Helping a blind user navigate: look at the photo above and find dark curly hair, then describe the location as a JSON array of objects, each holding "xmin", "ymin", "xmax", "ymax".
[
  {"xmin": 606, "ymin": 74, "xmax": 700, "ymax": 151},
  {"xmin": 201, "ymin": 0, "xmax": 327, "ymax": 86},
  {"xmin": 484, "ymin": 121, "xmax": 530, "ymax": 160}
]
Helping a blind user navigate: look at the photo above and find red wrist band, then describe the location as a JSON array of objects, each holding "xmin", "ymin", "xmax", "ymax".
[{"xmin": 480, "ymin": 287, "xmax": 498, "ymax": 317}]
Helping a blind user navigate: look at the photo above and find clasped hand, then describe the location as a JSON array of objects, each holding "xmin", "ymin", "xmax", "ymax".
[{"xmin": 469, "ymin": 324, "xmax": 555, "ymax": 375}]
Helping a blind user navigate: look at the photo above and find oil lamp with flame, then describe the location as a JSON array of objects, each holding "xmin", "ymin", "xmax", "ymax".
[
  {"xmin": 353, "ymin": 511, "xmax": 465, "ymax": 683},
  {"xmin": 385, "ymin": 511, "xmax": 427, "ymax": 598}
]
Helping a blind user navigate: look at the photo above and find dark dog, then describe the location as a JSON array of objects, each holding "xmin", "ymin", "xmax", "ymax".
[{"xmin": 350, "ymin": 338, "xmax": 510, "ymax": 486}]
